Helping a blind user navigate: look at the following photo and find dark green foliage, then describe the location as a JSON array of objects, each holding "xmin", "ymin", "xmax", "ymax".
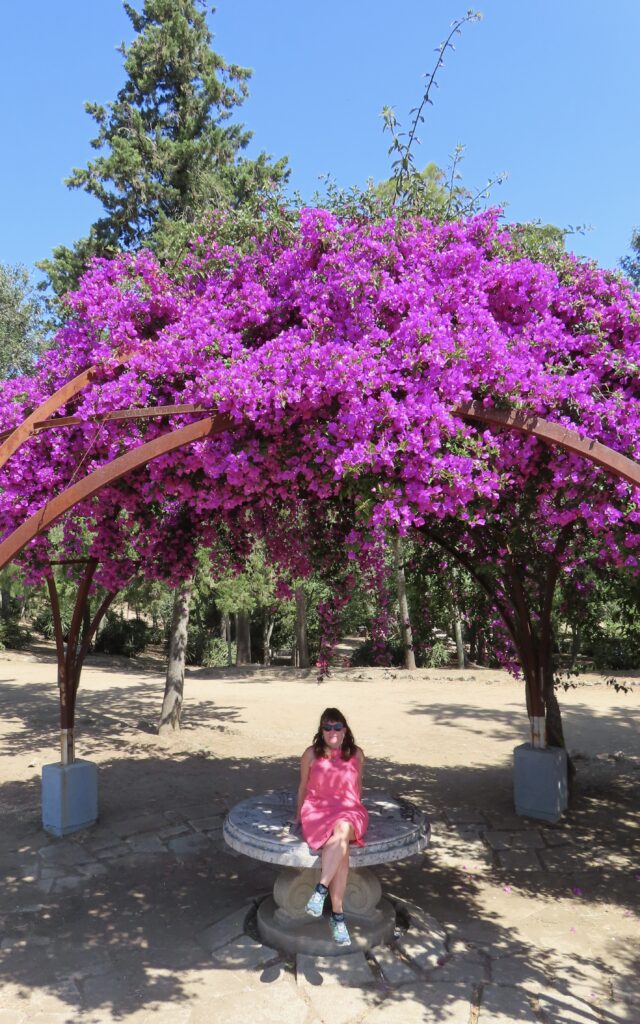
[
  {"xmin": 94, "ymin": 613, "xmax": 150, "ymax": 657},
  {"xmin": 621, "ymin": 228, "xmax": 640, "ymax": 287},
  {"xmin": 39, "ymin": 0, "xmax": 288, "ymax": 296},
  {"xmin": 180, "ymin": 625, "xmax": 234, "ymax": 666},
  {"xmin": 0, "ymin": 618, "xmax": 32, "ymax": 651},
  {"xmin": 0, "ymin": 263, "xmax": 47, "ymax": 377}
]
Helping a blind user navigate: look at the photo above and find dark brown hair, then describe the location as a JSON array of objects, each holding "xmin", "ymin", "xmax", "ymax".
[{"xmin": 312, "ymin": 707, "xmax": 357, "ymax": 760}]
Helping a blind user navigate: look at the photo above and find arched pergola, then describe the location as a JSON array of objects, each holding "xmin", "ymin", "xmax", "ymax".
[{"xmin": 1, "ymin": 360, "xmax": 640, "ymax": 762}]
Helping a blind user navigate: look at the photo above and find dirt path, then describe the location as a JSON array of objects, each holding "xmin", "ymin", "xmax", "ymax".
[{"xmin": 0, "ymin": 648, "xmax": 638, "ymax": 1022}]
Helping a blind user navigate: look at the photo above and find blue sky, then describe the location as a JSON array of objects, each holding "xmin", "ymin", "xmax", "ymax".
[{"xmin": 1, "ymin": 0, "xmax": 638, "ymax": 275}]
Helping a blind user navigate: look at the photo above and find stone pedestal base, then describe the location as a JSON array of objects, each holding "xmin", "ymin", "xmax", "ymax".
[
  {"xmin": 513, "ymin": 743, "xmax": 568, "ymax": 824},
  {"xmin": 257, "ymin": 865, "xmax": 394, "ymax": 955},
  {"xmin": 257, "ymin": 895, "xmax": 395, "ymax": 956},
  {"xmin": 42, "ymin": 760, "xmax": 98, "ymax": 837}
]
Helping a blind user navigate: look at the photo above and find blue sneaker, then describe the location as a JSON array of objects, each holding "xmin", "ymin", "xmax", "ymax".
[
  {"xmin": 305, "ymin": 887, "xmax": 326, "ymax": 917},
  {"xmin": 330, "ymin": 915, "xmax": 351, "ymax": 946}
]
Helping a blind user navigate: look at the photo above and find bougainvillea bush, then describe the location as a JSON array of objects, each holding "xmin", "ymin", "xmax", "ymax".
[{"xmin": 1, "ymin": 208, "xmax": 639, "ymax": 723}]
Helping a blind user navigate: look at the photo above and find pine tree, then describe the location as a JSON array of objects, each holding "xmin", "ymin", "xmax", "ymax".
[{"xmin": 40, "ymin": 0, "xmax": 287, "ymax": 294}]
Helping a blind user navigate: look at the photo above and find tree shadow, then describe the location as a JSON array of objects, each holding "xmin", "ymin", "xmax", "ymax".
[{"xmin": 0, "ymin": 743, "xmax": 636, "ymax": 1020}]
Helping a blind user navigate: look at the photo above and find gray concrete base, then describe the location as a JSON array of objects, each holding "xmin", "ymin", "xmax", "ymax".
[
  {"xmin": 256, "ymin": 895, "xmax": 396, "ymax": 956},
  {"xmin": 513, "ymin": 743, "xmax": 568, "ymax": 824},
  {"xmin": 42, "ymin": 759, "xmax": 98, "ymax": 837}
]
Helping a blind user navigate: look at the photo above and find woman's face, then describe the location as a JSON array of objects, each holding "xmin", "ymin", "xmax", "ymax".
[{"xmin": 321, "ymin": 718, "xmax": 345, "ymax": 751}]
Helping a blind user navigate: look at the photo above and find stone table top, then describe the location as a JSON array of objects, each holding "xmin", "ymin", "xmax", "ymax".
[{"xmin": 223, "ymin": 789, "xmax": 430, "ymax": 868}]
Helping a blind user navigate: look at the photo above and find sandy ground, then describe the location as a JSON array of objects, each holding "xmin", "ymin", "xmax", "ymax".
[{"xmin": 0, "ymin": 644, "xmax": 638, "ymax": 1022}]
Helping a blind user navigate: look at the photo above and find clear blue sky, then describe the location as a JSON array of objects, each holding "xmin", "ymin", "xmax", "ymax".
[{"xmin": 1, "ymin": 0, "xmax": 638, "ymax": 275}]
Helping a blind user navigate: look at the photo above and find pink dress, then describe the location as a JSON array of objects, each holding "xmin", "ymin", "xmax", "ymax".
[{"xmin": 301, "ymin": 751, "xmax": 369, "ymax": 851}]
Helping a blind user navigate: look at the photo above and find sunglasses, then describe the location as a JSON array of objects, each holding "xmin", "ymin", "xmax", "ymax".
[{"xmin": 322, "ymin": 723, "xmax": 344, "ymax": 732}]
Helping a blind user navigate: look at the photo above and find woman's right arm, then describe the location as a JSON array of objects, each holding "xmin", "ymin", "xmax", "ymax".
[{"xmin": 295, "ymin": 747, "xmax": 313, "ymax": 822}]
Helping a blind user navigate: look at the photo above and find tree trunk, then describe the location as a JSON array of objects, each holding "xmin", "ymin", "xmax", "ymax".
[
  {"xmin": 453, "ymin": 608, "xmax": 466, "ymax": 669},
  {"xmin": 1, "ymin": 587, "xmax": 11, "ymax": 621},
  {"xmin": 262, "ymin": 613, "xmax": 274, "ymax": 667},
  {"xmin": 393, "ymin": 535, "xmax": 416, "ymax": 670},
  {"xmin": 225, "ymin": 613, "xmax": 233, "ymax": 666},
  {"xmin": 295, "ymin": 587, "xmax": 311, "ymax": 669},
  {"xmin": 158, "ymin": 581, "xmax": 192, "ymax": 734},
  {"xmin": 235, "ymin": 610, "xmax": 251, "ymax": 665}
]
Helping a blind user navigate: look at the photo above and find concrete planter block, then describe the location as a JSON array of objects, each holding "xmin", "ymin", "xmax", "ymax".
[
  {"xmin": 42, "ymin": 760, "xmax": 98, "ymax": 836},
  {"xmin": 513, "ymin": 743, "xmax": 568, "ymax": 824}
]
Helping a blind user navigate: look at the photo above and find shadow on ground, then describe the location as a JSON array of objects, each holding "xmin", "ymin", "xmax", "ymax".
[{"xmin": 0, "ymin": 741, "xmax": 637, "ymax": 1020}]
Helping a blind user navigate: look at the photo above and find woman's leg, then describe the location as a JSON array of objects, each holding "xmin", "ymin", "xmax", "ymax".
[
  {"xmin": 328, "ymin": 847, "xmax": 350, "ymax": 914},
  {"xmin": 319, "ymin": 820, "xmax": 355, "ymax": 888}
]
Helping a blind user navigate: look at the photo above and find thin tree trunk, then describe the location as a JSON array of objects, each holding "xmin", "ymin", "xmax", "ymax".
[
  {"xmin": 393, "ymin": 535, "xmax": 416, "ymax": 670},
  {"xmin": 158, "ymin": 581, "xmax": 192, "ymax": 734},
  {"xmin": 235, "ymin": 610, "xmax": 251, "ymax": 665},
  {"xmin": 263, "ymin": 613, "xmax": 274, "ymax": 667},
  {"xmin": 295, "ymin": 587, "xmax": 311, "ymax": 669},
  {"xmin": 1, "ymin": 587, "xmax": 10, "ymax": 621},
  {"xmin": 225, "ymin": 613, "xmax": 232, "ymax": 666},
  {"xmin": 453, "ymin": 609, "xmax": 466, "ymax": 669}
]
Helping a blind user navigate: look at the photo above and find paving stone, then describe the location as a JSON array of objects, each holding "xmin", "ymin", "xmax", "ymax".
[
  {"xmin": 303, "ymin": 981, "xmax": 382, "ymax": 1024},
  {"xmin": 486, "ymin": 829, "xmax": 546, "ymax": 852},
  {"xmin": 537, "ymin": 845, "xmax": 581, "ymax": 872},
  {"xmin": 478, "ymin": 984, "xmax": 538, "ymax": 1022},
  {"xmin": 209, "ymin": 934, "xmax": 279, "ymax": 971},
  {"xmin": 490, "ymin": 955, "xmax": 547, "ymax": 990},
  {"xmin": 362, "ymin": 986, "xmax": 472, "ymax": 1023},
  {"xmin": 108, "ymin": 813, "xmax": 167, "ymax": 838},
  {"xmin": 425, "ymin": 953, "xmax": 486, "ymax": 986},
  {"xmin": 52, "ymin": 875, "xmax": 87, "ymax": 892},
  {"xmin": 157, "ymin": 824, "xmax": 191, "ymax": 840},
  {"xmin": 197, "ymin": 905, "xmax": 252, "ymax": 952},
  {"xmin": 38, "ymin": 844, "xmax": 93, "ymax": 867},
  {"xmin": 537, "ymin": 987, "xmax": 614, "ymax": 1023},
  {"xmin": 296, "ymin": 951, "xmax": 375, "ymax": 987},
  {"xmin": 167, "ymin": 833, "xmax": 211, "ymax": 856},
  {"xmin": 371, "ymin": 945, "xmax": 420, "ymax": 987},
  {"xmin": 95, "ymin": 843, "xmax": 133, "ymax": 862},
  {"xmin": 77, "ymin": 862, "xmax": 108, "ymax": 878},
  {"xmin": 444, "ymin": 808, "xmax": 489, "ymax": 825},
  {"xmin": 401, "ymin": 905, "xmax": 448, "ymax": 944},
  {"xmin": 190, "ymin": 978, "xmax": 307, "ymax": 1024},
  {"xmin": 126, "ymin": 834, "xmax": 166, "ymax": 854},
  {"xmin": 187, "ymin": 815, "xmax": 225, "ymax": 832},
  {"xmin": 540, "ymin": 829, "xmax": 575, "ymax": 848},
  {"xmin": 397, "ymin": 929, "xmax": 447, "ymax": 971},
  {"xmin": 137, "ymin": 1010, "xmax": 192, "ymax": 1024},
  {"xmin": 495, "ymin": 849, "xmax": 542, "ymax": 871}
]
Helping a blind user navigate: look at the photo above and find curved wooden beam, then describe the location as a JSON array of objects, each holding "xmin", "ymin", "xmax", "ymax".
[
  {"xmin": 453, "ymin": 401, "xmax": 640, "ymax": 489},
  {"xmin": 0, "ymin": 414, "xmax": 232, "ymax": 572},
  {"xmin": 0, "ymin": 355, "xmax": 130, "ymax": 471}
]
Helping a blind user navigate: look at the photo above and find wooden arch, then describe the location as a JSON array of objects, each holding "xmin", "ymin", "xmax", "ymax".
[{"xmin": 1, "ymin": 364, "xmax": 640, "ymax": 760}]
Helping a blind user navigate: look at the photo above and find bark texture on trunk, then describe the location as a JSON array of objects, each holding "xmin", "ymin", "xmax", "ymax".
[
  {"xmin": 453, "ymin": 609, "xmax": 466, "ymax": 669},
  {"xmin": 393, "ymin": 535, "xmax": 416, "ymax": 670},
  {"xmin": 158, "ymin": 581, "xmax": 192, "ymax": 735},
  {"xmin": 294, "ymin": 587, "xmax": 311, "ymax": 669},
  {"xmin": 235, "ymin": 610, "xmax": 252, "ymax": 665}
]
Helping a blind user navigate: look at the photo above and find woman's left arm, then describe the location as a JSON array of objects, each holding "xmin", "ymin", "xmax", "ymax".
[{"xmin": 356, "ymin": 748, "xmax": 365, "ymax": 798}]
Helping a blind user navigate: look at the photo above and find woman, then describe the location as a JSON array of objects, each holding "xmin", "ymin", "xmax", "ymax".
[{"xmin": 294, "ymin": 707, "xmax": 368, "ymax": 947}]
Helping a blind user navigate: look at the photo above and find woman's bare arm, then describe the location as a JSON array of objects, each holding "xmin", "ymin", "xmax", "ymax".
[
  {"xmin": 295, "ymin": 747, "xmax": 314, "ymax": 822},
  {"xmin": 355, "ymin": 747, "xmax": 365, "ymax": 798}
]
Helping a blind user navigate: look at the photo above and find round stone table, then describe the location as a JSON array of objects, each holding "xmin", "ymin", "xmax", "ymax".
[{"xmin": 223, "ymin": 789, "xmax": 430, "ymax": 956}]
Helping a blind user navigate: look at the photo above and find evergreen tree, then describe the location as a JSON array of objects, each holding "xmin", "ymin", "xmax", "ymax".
[
  {"xmin": 0, "ymin": 263, "xmax": 46, "ymax": 378},
  {"xmin": 39, "ymin": 0, "xmax": 288, "ymax": 294}
]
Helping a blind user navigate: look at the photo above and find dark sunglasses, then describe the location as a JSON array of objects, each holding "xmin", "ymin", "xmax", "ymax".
[{"xmin": 322, "ymin": 723, "xmax": 344, "ymax": 732}]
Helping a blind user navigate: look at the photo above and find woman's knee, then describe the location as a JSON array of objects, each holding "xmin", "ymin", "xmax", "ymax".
[{"xmin": 333, "ymin": 820, "xmax": 355, "ymax": 841}]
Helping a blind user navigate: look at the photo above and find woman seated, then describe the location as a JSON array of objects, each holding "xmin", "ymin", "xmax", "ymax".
[{"xmin": 294, "ymin": 706, "xmax": 368, "ymax": 946}]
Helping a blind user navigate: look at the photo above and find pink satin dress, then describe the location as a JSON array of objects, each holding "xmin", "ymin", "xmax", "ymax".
[{"xmin": 300, "ymin": 751, "xmax": 369, "ymax": 851}]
